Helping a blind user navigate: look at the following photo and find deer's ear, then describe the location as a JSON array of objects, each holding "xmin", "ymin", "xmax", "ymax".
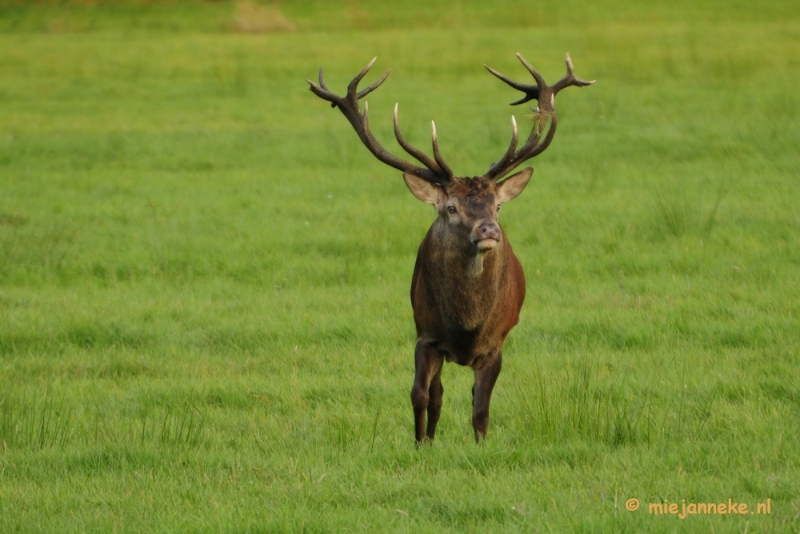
[
  {"xmin": 403, "ymin": 173, "xmax": 445, "ymax": 205},
  {"xmin": 496, "ymin": 167, "xmax": 533, "ymax": 203}
]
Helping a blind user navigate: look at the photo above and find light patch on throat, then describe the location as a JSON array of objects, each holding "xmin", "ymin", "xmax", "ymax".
[{"xmin": 467, "ymin": 255, "xmax": 484, "ymax": 278}]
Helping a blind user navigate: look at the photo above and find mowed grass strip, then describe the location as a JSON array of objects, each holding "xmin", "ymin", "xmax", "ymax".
[{"xmin": 1, "ymin": 0, "xmax": 799, "ymax": 531}]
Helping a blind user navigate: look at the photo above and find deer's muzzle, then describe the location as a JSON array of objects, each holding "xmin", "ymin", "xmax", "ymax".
[{"xmin": 473, "ymin": 221, "xmax": 500, "ymax": 252}]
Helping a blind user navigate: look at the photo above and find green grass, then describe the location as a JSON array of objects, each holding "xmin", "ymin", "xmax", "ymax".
[{"xmin": 1, "ymin": 0, "xmax": 799, "ymax": 531}]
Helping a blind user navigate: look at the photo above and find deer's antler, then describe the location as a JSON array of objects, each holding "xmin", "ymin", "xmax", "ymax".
[
  {"xmin": 484, "ymin": 53, "xmax": 595, "ymax": 180},
  {"xmin": 307, "ymin": 58, "xmax": 453, "ymax": 185}
]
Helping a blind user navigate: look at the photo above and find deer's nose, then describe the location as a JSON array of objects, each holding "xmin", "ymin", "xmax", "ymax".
[{"xmin": 476, "ymin": 221, "xmax": 500, "ymax": 241}]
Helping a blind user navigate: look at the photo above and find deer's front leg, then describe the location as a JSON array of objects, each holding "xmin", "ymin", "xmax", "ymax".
[
  {"xmin": 410, "ymin": 340, "xmax": 444, "ymax": 444},
  {"xmin": 426, "ymin": 365, "xmax": 444, "ymax": 441},
  {"xmin": 472, "ymin": 351, "xmax": 502, "ymax": 443}
]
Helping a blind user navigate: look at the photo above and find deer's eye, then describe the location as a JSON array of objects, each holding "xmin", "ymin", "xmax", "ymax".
[{"xmin": 447, "ymin": 206, "xmax": 457, "ymax": 214}]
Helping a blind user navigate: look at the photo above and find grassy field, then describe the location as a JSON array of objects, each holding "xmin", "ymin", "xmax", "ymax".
[{"xmin": 1, "ymin": 0, "xmax": 799, "ymax": 531}]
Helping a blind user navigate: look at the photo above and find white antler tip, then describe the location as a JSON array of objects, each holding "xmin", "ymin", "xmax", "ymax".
[{"xmin": 431, "ymin": 121, "xmax": 437, "ymax": 140}]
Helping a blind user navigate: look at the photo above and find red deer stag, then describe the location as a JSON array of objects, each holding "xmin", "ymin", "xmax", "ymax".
[{"xmin": 308, "ymin": 53, "xmax": 593, "ymax": 444}]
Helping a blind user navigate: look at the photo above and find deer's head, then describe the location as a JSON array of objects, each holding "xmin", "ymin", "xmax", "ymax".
[{"xmin": 403, "ymin": 170, "xmax": 531, "ymax": 254}]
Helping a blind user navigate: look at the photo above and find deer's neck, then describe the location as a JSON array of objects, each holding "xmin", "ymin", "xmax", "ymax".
[{"xmin": 425, "ymin": 223, "xmax": 508, "ymax": 331}]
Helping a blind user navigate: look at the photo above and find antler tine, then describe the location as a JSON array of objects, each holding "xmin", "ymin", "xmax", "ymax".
[
  {"xmin": 394, "ymin": 103, "xmax": 442, "ymax": 173},
  {"xmin": 317, "ymin": 67, "xmax": 330, "ymax": 91},
  {"xmin": 515, "ymin": 53, "xmax": 547, "ymax": 91},
  {"xmin": 307, "ymin": 58, "xmax": 452, "ymax": 185},
  {"xmin": 358, "ymin": 69, "xmax": 391, "ymax": 100},
  {"xmin": 487, "ymin": 116, "xmax": 519, "ymax": 176},
  {"xmin": 345, "ymin": 57, "xmax": 393, "ymax": 102},
  {"xmin": 551, "ymin": 52, "xmax": 596, "ymax": 95},
  {"xmin": 431, "ymin": 122, "xmax": 454, "ymax": 181},
  {"xmin": 307, "ymin": 68, "xmax": 336, "ymax": 107},
  {"xmin": 363, "ymin": 100, "xmax": 372, "ymax": 128},
  {"xmin": 484, "ymin": 65, "xmax": 540, "ymax": 106},
  {"xmin": 347, "ymin": 57, "xmax": 378, "ymax": 95}
]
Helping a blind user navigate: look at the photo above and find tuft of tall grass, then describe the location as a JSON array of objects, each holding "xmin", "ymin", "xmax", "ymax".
[
  {"xmin": 154, "ymin": 398, "xmax": 207, "ymax": 449},
  {"xmin": 649, "ymin": 179, "xmax": 732, "ymax": 238},
  {"xmin": 509, "ymin": 357, "xmax": 723, "ymax": 447},
  {"xmin": 511, "ymin": 357, "xmax": 655, "ymax": 446},
  {"xmin": 0, "ymin": 388, "xmax": 72, "ymax": 450},
  {"xmin": 92, "ymin": 392, "xmax": 208, "ymax": 450}
]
